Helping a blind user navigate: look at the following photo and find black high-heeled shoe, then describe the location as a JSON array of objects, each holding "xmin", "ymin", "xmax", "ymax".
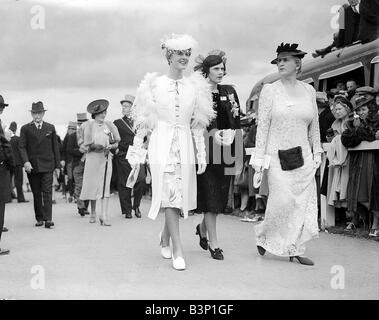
[
  {"xmin": 209, "ymin": 247, "xmax": 224, "ymax": 260},
  {"xmin": 257, "ymin": 245, "xmax": 266, "ymax": 256},
  {"xmin": 195, "ymin": 224, "xmax": 208, "ymax": 250},
  {"xmin": 289, "ymin": 256, "xmax": 314, "ymax": 266}
]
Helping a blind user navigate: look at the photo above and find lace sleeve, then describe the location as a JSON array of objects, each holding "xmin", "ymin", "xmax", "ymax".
[
  {"xmin": 307, "ymin": 86, "xmax": 323, "ymax": 155},
  {"xmin": 250, "ymin": 84, "xmax": 272, "ymax": 168}
]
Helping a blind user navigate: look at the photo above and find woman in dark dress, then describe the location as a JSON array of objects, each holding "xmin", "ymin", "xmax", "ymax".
[{"xmin": 194, "ymin": 50, "xmax": 242, "ymax": 260}]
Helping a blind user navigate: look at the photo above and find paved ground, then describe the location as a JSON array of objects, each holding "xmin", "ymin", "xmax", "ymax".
[{"xmin": 0, "ymin": 191, "xmax": 378, "ymax": 300}]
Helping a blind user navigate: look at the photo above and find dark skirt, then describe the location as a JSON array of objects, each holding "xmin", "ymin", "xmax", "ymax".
[{"xmin": 196, "ymin": 164, "xmax": 231, "ymax": 214}]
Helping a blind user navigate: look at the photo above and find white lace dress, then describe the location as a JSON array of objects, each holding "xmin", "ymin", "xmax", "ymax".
[{"xmin": 250, "ymin": 80, "xmax": 323, "ymax": 257}]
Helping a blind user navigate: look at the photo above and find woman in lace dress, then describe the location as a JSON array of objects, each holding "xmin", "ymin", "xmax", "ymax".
[
  {"xmin": 250, "ymin": 43, "xmax": 323, "ymax": 266},
  {"xmin": 193, "ymin": 50, "xmax": 242, "ymax": 260},
  {"xmin": 129, "ymin": 34, "xmax": 215, "ymax": 270}
]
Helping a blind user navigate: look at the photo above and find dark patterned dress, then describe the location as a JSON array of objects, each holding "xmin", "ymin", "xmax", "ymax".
[{"xmin": 196, "ymin": 85, "xmax": 241, "ymax": 213}]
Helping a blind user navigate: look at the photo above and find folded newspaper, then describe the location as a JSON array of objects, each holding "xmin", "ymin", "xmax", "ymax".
[{"xmin": 126, "ymin": 145, "xmax": 147, "ymax": 164}]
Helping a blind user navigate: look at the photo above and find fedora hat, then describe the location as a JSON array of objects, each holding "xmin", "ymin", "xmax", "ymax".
[
  {"xmin": 120, "ymin": 94, "xmax": 135, "ymax": 105},
  {"xmin": 87, "ymin": 99, "xmax": 109, "ymax": 115},
  {"xmin": 68, "ymin": 121, "xmax": 77, "ymax": 129},
  {"xmin": 76, "ymin": 112, "xmax": 88, "ymax": 122},
  {"xmin": 0, "ymin": 95, "xmax": 9, "ymax": 107},
  {"xmin": 30, "ymin": 101, "xmax": 47, "ymax": 113},
  {"xmin": 271, "ymin": 43, "xmax": 307, "ymax": 64}
]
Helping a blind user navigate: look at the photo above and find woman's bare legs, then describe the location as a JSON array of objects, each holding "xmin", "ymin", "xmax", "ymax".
[{"xmin": 165, "ymin": 208, "xmax": 183, "ymax": 258}]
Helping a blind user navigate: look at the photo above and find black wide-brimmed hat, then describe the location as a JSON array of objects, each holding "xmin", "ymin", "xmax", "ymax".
[
  {"xmin": 0, "ymin": 95, "xmax": 9, "ymax": 107},
  {"xmin": 30, "ymin": 101, "xmax": 47, "ymax": 113},
  {"xmin": 87, "ymin": 99, "xmax": 109, "ymax": 115},
  {"xmin": 271, "ymin": 43, "xmax": 307, "ymax": 64}
]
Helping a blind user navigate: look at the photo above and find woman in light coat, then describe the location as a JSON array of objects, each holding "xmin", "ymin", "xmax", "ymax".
[{"xmin": 130, "ymin": 34, "xmax": 215, "ymax": 270}]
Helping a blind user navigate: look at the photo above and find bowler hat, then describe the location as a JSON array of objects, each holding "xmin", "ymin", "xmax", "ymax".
[
  {"xmin": 76, "ymin": 112, "xmax": 88, "ymax": 122},
  {"xmin": 0, "ymin": 95, "xmax": 9, "ymax": 107},
  {"xmin": 271, "ymin": 43, "xmax": 307, "ymax": 64},
  {"xmin": 120, "ymin": 94, "xmax": 135, "ymax": 105},
  {"xmin": 87, "ymin": 99, "xmax": 109, "ymax": 115},
  {"xmin": 30, "ymin": 101, "xmax": 47, "ymax": 113}
]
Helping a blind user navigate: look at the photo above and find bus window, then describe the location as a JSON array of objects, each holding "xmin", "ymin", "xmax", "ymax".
[
  {"xmin": 370, "ymin": 58, "xmax": 379, "ymax": 88},
  {"xmin": 323, "ymin": 67, "xmax": 365, "ymax": 91}
]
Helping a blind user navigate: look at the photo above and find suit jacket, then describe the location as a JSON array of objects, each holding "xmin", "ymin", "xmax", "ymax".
[
  {"xmin": 113, "ymin": 116, "xmax": 135, "ymax": 157},
  {"xmin": 19, "ymin": 121, "xmax": 60, "ymax": 173},
  {"xmin": 10, "ymin": 135, "xmax": 23, "ymax": 167}
]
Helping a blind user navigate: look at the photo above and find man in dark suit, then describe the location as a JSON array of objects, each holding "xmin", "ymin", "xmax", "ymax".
[
  {"xmin": 0, "ymin": 95, "xmax": 13, "ymax": 255},
  {"xmin": 113, "ymin": 95, "xmax": 145, "ymax": 219},
  {"xmin": 19, "ymin": 102, "xmax": 60, "ymax": 228},
  {"xmin": 9, "ymin": 121, "xmax": 28, "ymax": 203}
]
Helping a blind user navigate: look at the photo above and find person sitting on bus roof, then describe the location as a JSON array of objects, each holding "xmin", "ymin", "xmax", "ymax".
[
  {"xmin": 357, "ymin": 0, "xmax": 379, "ymax": 44},
  {"xmin": 313, "ymin": 0, "xmax": 360, "ymax": 58}
]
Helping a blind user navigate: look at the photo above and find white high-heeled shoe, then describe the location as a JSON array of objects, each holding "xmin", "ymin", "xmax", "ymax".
[
  {"xmin": 159, "ymin": 232, "xmax": 172, "ymax": 259},
  {"xmin": 172, "ymin": 254, "xmax": 186, "ymax": 271}
]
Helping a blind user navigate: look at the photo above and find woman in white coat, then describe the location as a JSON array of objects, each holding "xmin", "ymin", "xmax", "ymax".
[{"xmin": 129, "ymin": 34, "xmax": 215, "ymax": 270}]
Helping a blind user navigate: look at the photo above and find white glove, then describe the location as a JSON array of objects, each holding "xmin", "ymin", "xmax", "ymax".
[
  {"xmin": 214, "ymin": 129, "xmax": 236, "ymax": 146},
  {"xmin": 313, "ymin": 153, "xmax": 322, "ymax": 169}
]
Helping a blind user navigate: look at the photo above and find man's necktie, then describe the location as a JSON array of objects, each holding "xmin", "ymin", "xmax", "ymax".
[{"xmin": 37, "ymin": 124, "xmax": 41, "ymax": 130}]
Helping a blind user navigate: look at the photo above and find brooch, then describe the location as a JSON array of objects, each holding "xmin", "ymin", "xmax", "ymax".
[{"xmin": 228, "ymin": 93, "xmax": 240, "ymax": 118}]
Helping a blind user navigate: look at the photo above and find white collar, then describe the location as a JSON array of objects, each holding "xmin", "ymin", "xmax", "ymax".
[{"xmin": 34, "ymin": 121, "xmax": 43, "ymax": 128}]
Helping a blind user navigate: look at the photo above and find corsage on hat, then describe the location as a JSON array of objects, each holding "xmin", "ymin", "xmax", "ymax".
[
  {"xmin": 271, "ymin": 43, "xmax": 307, "ymax": 64},
  {"xmin": 194, "ymin": 49, "xmax": 227, "ymax": 72}
]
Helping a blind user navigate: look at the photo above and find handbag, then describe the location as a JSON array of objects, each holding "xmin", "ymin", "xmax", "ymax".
[
  {"xmin": 234, "ymin": 162, "xmax": 249, "ymax": 188},
  {"xmin": 278, "ymin": 146, "xmax": 304, "ymax": 171}
]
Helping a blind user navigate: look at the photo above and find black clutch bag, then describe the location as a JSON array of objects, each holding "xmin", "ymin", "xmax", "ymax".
[{"xmin": 278, "ymin": 146, "xmax": 304, "ymax": 171}]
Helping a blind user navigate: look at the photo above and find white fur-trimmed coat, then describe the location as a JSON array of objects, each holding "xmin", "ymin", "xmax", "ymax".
[{"xmin": 132, "ymin": 72, "xmax": 215, "ymax": 220}]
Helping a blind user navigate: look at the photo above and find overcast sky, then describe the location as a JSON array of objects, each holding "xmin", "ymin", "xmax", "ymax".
[{"xmin": 1, "ymin": 0, "xmax": 341, "ymax": 137}]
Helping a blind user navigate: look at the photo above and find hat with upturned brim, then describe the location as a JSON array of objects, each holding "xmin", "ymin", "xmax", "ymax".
[
  {"xmin": 30, "ymin": 101, "xmax": 47, "ymax": 112},
  {"xmin": 120, "ymin": 94, "xmax": 135, "ymax": 105},
  {"xmin": 271, "ymin": 43, "xmax": 307, "ymax": 64},
  {"xmin": 0, "ymin": 95, "xmax": 9, "ymax": 107},
  {"xmin": 354, "ymin": 95, "xmax": 375, "ymax": 110},
  {"xmin": 87, "ymin": 99, "xmax": 109, "ymax": 115}
]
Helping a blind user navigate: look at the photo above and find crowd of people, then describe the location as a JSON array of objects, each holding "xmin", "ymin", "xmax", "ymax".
[{"xmin": 0, "ymin": 30, "xmax": 378, "ymax": 271}]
